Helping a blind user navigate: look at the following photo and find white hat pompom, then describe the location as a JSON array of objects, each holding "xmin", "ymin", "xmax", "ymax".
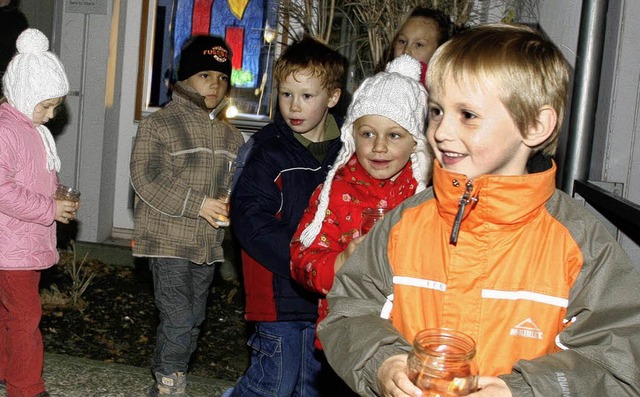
[
  {"xmin": 385, "ymin": 53, "xmax": 422, "ymax": 81},
  {"xmin": 15, "ymin": 28, "xmax": 50, "ymax": 54}
]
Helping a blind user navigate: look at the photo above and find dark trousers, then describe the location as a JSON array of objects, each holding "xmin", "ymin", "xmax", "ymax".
[{"xmin": 150, "ymin": 257, "xmax": 216, "ymax": 376}]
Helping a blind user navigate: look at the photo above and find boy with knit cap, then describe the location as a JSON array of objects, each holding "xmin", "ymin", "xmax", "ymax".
[
  {"xmin": 130, "ymin": 34, "xmax": 244, "ymax": 397},
  {"xmin": 291, "ymin": 54, "xmax": 430, "ymax": 346},
  {"xmin": 0, "ymin": 28, "xmax": 77, "ymax": 397},
  {"xmin": 226, "ymin": 36, "xmax": 346, "ymax": 397},
  {"xmin": 318, "ymin": 24, "xmax": 640, "ymax": 397}
]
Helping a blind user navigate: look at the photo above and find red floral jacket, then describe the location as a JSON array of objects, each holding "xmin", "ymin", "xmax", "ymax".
[{"xmin": 290, "ymin": 154, "xmax": 417, "ymax": 346}]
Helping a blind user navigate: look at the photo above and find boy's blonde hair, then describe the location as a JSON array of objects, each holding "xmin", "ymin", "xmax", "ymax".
[
  {"xmin": 427, "ymin": 23, "xmax": 570, "ymax": 156},
  {"xmin": 273, "ymin": 36, "xmax": 346, "ymax": 93}
]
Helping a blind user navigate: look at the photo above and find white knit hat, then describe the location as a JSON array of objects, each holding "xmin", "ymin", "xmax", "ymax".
[
  {"xmin": 2, "ymin": 28, "xmax": 69, "ymax": 172},
  {"xmin": 299, "ymin": 54, "xmax": 431, "ymax": 247}
]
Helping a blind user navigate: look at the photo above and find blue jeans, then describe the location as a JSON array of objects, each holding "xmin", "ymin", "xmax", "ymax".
[
  {"xmin": 150, "ymin": 257, "xmax": 216, "ymax": 375},
  {"xmin": 228, "ymin": 321, "xmax": 322, "ymax": 396}
]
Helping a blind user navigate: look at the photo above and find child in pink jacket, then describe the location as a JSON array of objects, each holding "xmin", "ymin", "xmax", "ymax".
[{"xmin": 0, "ymin": 28, "xmax": 79, "ymax": 397}]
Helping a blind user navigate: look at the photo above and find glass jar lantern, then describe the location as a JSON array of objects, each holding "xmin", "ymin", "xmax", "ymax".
[
  {"xmin": 360, "ymin": 207, "xmax": 389, "ymax": 234},
  {"xmin": 406, "ymin": 328, "xmax": 479, "ymax": 396}
]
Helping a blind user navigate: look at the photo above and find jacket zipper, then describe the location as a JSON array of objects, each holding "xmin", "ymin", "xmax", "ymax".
[
  {"xmin": 450, "ymin": 180, "xmax": 477, "ymax": 245},
  {"xmin": 204, "ymin": 118, "xmax": 217, "ymax": 263}
]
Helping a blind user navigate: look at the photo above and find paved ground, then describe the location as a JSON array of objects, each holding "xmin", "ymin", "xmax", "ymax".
[{"xmin": 0, "ymin": 353, "xmax": 234, "ymax": 397}]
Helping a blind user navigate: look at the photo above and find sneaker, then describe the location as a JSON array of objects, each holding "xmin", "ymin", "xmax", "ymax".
[{"xmin": 149, "ymin": 372, "xmax": 188, "ymax": 397}]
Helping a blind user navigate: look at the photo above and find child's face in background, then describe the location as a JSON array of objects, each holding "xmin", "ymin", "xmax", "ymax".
[
  {"xmin": 32, "ymin": 97, "xmax": 64, "ymax": 125},
  {"xmin": 393, "ymin": 17, "xmax": 440, "ymax": 65},
  {"xmin": 427, "ymin": 73, "xmax": 532, "ymax": 180},
  {"xmin": 278, "ymin": 70, "xmax": 340, "ymax": 142},
  {"xmin": 354, "ymin": 115, "xmax": 416, "ymax": 181},
  {"xmin": 184, "ymin": 70, "xmax": 229, "ymax": 109}
]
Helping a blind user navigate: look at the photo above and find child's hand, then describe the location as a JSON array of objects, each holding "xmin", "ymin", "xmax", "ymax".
[
  {"xmin": 468, "ymin": 377, "xmax": 512, "ymax": 396},
  {"xmin": 198, "ymin": 196, "xmax": 228, "ymax": 228},
  {"xmin": 334, "ymin": 235, "xmax": 365, "ymax": 272},
  {"xmin": 55, "ymin": 199, "xmax": 79, "ymax": 224},
  {"xmin": 377, "ymin": 353, "xmax": 422, "ymax": 397}
]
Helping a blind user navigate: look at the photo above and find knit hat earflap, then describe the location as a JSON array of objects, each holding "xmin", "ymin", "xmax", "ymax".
[
  {"xmin": 177, "ymin": 35, "xmax": 233, "ymax": 81},
  {"xmin": 299, "ymin": 54, "xmax": 431, "ymax": 247},
  {"xmin": 2, "ymin": 28, "xmax": 69, "ymax": 172}
]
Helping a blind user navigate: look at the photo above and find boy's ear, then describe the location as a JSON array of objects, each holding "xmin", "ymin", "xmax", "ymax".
[
  {"xmin": 523, "ymin": 106, "xmax": 557, "ymax": 148},
  {"xmin": 327, "ymin": 88, "xmax": 342, "ymax": 109}
]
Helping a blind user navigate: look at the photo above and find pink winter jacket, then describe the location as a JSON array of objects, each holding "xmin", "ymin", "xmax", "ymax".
[{"xmin": 0, "ymin": 102, "xmax": 59, "ymax": 270}]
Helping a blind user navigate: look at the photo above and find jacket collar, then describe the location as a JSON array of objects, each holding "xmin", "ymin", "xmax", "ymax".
[
  {"xmin": 172, "ymin": 81, "xmax": 229, "ymax": 119},
  {"xmin": 337, "ymin": 153, "xmax": 416, "ymax": 192},
  {"xmin": 432, "ymin": 160, "xmax": 557, "ymax": 241},
  {"xmin": 271, "ymin": 112, "xmax": 341, "ymax": 164}
]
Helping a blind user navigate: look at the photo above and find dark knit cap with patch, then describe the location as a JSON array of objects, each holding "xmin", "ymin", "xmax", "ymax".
[{"xmin": 177, "ymin": 35, "xmax": 233, "ymax": 81}]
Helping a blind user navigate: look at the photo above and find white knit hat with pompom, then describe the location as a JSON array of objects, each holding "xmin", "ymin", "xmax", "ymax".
[
  {"xmin": 299, "ymin": 54, "xmax": 431, "ymax": 247},
  {"xmin": 2, "ymin": 28, "xmax": 69, "ymax": 172}
]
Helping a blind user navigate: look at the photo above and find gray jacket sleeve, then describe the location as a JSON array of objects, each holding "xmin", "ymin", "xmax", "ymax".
[
  {"xmin": 317, "ymin": 206, "xmax": 411, "ymax": 396},
  {"xmin": 501, "ymin": 193, "xmax": 640, "ymax": 396}
]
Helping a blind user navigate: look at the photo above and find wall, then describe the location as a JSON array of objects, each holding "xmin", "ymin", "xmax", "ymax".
[
  {"xmin": 592, "ymin": 0, "xmax": 640, "ymax": 260},
  {"xmin": 539, "ymin": 0, "xmax": 640, "ymax": 265},
  {"xmin": 21, "ymin": 0, "xmax": 139, "ymax": 241},
  {"xmin": 110, "ymin": 0, "xmax": 143, "ymax": 238},
  {"xmin": 50, "ymin": 0, "xmax": 116, "ymax": 242},
  {"xmin": 20, "ymin": 0, "xmax": 54, "ymax": 37},
  {"xmin": 18, "ymin": 0, "xmax": 122, "ymax": 242},
  {"xmin": 537, "ymin": 0, "xmax": 581, "ymax": 179}
]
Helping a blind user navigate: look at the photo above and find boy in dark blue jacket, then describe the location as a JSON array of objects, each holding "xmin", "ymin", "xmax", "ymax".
[{"xmin": 226, "ymin": 36, "xmax": 346, "ymax": 396}]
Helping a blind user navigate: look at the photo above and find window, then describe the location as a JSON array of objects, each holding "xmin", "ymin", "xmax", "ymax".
[{"xmin": 136, "ymin": 0, "xmax": 279, "ymax": 129}]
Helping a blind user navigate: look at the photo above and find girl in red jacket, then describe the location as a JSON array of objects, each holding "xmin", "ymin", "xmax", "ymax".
[{"xmin": 291, "ymin": 54, "xmax": 431, "ymax": 345}]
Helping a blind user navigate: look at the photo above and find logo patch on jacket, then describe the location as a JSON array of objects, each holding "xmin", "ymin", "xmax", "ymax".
[{"xmin": 510, "ymin": 318, "xmax": 543, "ymax": 339}]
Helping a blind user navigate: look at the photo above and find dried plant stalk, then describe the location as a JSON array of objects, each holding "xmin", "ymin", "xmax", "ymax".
[
  {"xmin": 277, "ymin": 0, "xmax": 336, "ymax": 44},
  {"xmin": 277, "ymin": 0, "xmax": 540, "ymax": 78}
]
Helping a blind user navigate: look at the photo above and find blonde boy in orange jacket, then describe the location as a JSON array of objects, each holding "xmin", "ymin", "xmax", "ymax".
[{"xmin": 317, "ymin": 24, "xmax": 640, "ymax": 397}]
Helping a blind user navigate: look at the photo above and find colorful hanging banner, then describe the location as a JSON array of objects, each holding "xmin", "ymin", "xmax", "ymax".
[{"xmin": 192, "ymin": 0, "xmax": 214, "ymax": 34}]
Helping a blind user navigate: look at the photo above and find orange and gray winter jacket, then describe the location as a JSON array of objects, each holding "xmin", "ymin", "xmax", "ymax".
[{"xmin": 318, "ymin": 161, "xmax": 640, "ymax": 396}]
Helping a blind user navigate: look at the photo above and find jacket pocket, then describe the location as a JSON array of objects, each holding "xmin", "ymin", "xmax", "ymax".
[
  {"xmin": 244, "ymin": 329, "xmax": 282, "ymax": 396},
  {"xmin": 144, "ymin": 207, "xmax": 198, "ymax": 243}
]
